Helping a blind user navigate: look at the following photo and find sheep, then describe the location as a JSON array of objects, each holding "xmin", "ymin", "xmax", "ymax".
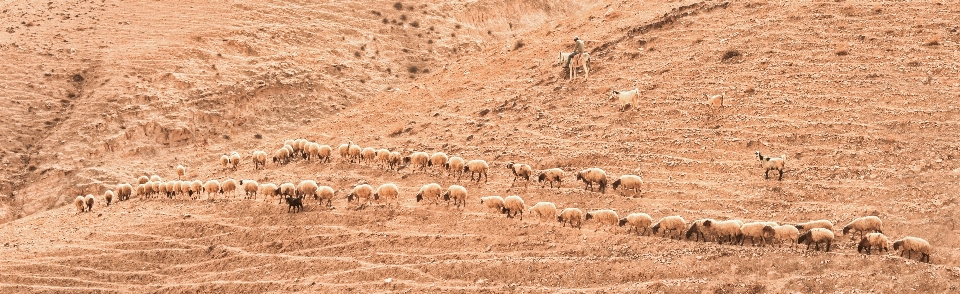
[
  {"xmin": 103, "ymin": 190, "xmax": 115, "ymax": 206},
  {"xmin": 252, "ymin": 150, "xmax": 268, "ymax": 170},
  {"xmin": 536, "ymin": 168, "xmax": 563, "ymax": 189},
  {"xmin": 479, "ymin": 196, "xmax": 505, "ymax": 212},
  {"xmin": 415, "ymin": 183, "xmax": 443, "ymax": 205},
  {"xmin": 798, "ymin": 228, "xmax": 835, "ymax": 252},
  {"xmin": 84, "ymin": 194, "xmax": 95, "ymax": 212},
  {"xmin": 189, "ymin": 180, "xmax": 203, "ymax": 199},
  {"xmin": 755, "ymin": 151, "xmax": 786, "ymax": 180},
  {"xmin": 651, "ymin": 216, "xmax": 687, "ymax": 239},
  {"xmin": 73, "ymin": 196, "xmax": 85, "ymax": 214},
  {"xmin": 387, "ymin": 151, "xmax": 403, "ymax": 170},
  {"xmin": 858, "ymin": 232, "xmax": 890, "ymax": 255},
  {"xmin": 576, "ymin": 168, "xmax": 607, "ymax": 193},
  {"xmin": 685, "ymin": 218, "xmax": 717, "ymax": 242},
  {"xmin": 220, "ymin": 154, "xmax": 231, "ymax": 169},
  {"xmin": 348, "ymin": 142, "xmax": 362, "ymax": 163},
  {"xmin": 704, "ymin": 92, "xmax": 725, "ymax": 111},
  {"xmin": 441, "ymin": 185, "xmax": 467, "ymax": 208},
  {"xmin": 403, "ymin": 152, "xmax": 430, "ymax": 172},
  {"xmin": 338, "ymin": 143, "xmax": 350, "ymax": 161},
  {"xmin": 619, "ymin": 213, "xmax": 653, "ymax": 235},
  {"xmin": 221, "ymin": 179, "xmax": 238, "ymax": 198},
  {"xmin": 285, "ymin": 196, "xmax": 303, "ymax": 213},
  {"xmin": 374, "ymin": 183, "xmax": 400, "ymax": 207},
  {"xmin": 444, "ymin": 156, "xmax": 466, "ymax": 179},
  {"xmin": 464, "ymin": 159, "xmax": 489, "ymax": 182},
  {"xmin": 240, "ymin": 180, "xmax": 259, "ymax": 199},
  {"xmin": 316, "ymin": 144, "xmax": 333, "ymax": 163},
  {"xmin": 557, "ymin": 208, "xmax": 583, "ymax": 229},
  {"xmin": 260, "ymin": 183, "xmax": 279, "ymax": 201},
  {"xmin": 611, "ymin": 175, "xmax": 643, "ymax": 197},
  {"xmin": 794, "ymin": 220, "xmax": 834, "ymax": 232},
  {"xmin": 428, "ymin": 152, "xmax": 449, "ymax": 174},
  {"xmin": 279, "ymin": 182, "xmax": 297, "ymax": 204},
  {"xmin": 558, "ymin": 51, "xmax": 590, "ymax": 79},
  {"xmin": 272, "ymin": 147, "xmax": 291, "ymax": 165},
  {"xmin": 375, "ymin": 149, "xmax": 391, "ymax": 168},
  {"xmin": 293, "ymin": 139, "xmax": 308, "ymax": 158},
  {"xmin": 297, "ymin": 180, "xmax": 319, "ymax": 200},
  {"xmin": 284, "ymin": 139, "xmax": 295, "ymax": 149},
  {"xmin": 770, "ymin": 225, "xmax": 800, "ymax": 248},
  {"xmin": 150, "ymin": 175, "xmax": 161, "ymax": 182},
  {"xmin": 739, "ymin": 222, "xmax": 776, "ymax": 246},
  {"xmin": 203, "ymin": 180, "xmax": 221, "ymax": 199},
  {"xmin": 585, "ymin": 210, "xmax": 620, "ymax": 232},
  {"xmin": 316, "ymin": 186, "xmax": 335, "ymax": 207},
  {"xmin": 304, "ymin": 142, "xmax": 321, "ymax": 161},
  {"xmin": 842, "ymin": 216, "xmax": 883, "ymax": 240},
  {"xmin": 893, "ymin": 237, "xmax": 932, "ymax": 263},
  {"xmin": 361, "ymin": 147, "xmax": 377, "ymax": 164},
  {"xmin": 347, "ymin": 184, "xmax": 374, "ymax": 208},
  {"xmin": 117, "ymin": 183, "xmax": 133, "ymax": 201},
  {"xmin": 610, "ymin": 88, "xmax": 639, "ymax": 111},
  {"xmin": 176, "ymin": 165, "xmax": 185, "ymax": 180},
  {"xmin": 137, "ymin": 175, "xmax": 149, "ymax": 185},
  {"xmin": 527, "ymin": 202, "xmax": 557, "ymax": 223},
  {"xmin": 501, "ymin": 195, "xmax": 525, "ymax": 220},
  {"xmin": 228, "ymin": 152, "xmax": 240, "ymax": 169},
  {"xmin": 506, "ymin": 162, "xmax": 533, "ymax": 187},
  {"xmin": 282, "ymin": 144, "xmax": 294, "ymax": 159}
]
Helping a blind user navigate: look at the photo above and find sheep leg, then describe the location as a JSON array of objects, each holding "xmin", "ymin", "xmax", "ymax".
[{"xmin": 778, "ymin": 169, "xmax": 783, "ymax": 181}]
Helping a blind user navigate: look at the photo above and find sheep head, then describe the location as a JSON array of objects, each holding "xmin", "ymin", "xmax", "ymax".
[
  {"xmin": 892, "ymin": 240, "xmax": 903, "ymax": 250},
  {"xmin": 415, "ymin": 192, "xmax": 423, "ymax": 202},
  {"xmin": 618, "ymin": 218, "xmax": 628, "ymax": 227}
]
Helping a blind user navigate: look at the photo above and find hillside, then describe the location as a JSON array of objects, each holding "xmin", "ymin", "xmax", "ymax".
[{"xmin": 1, "ymin": 0, "xmax": 960, "ymax": 292}]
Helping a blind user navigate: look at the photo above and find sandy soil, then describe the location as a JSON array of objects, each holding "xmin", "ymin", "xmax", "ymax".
[{"xmin": 1, "ymin": 0, "xmax": 959, "ymax": 292}]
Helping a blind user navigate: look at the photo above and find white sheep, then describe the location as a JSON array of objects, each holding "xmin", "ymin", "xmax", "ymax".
[
  {"xmin": 117, "ymin": 183, "xmax": 133, "ymax": 201},
  {"xmin": 361, "ymin": 147, "xmax": 377, "ymax": 164},
  {"xmin": 610, "ymin": 88, "xmax": 639, "ymax": 111},
  {"xmin": 527, "ymin": 202, "xmax": 557, "ymax": 223},
  {"xmin": 619, "ymin": 213, "xmax": 653, "ymax": 235},
  {"xmin": 464, "ymin": 159, "xmax": 489, "ymax": 182},
  {"xmin": 794, "ymin": 220, "xmax": 834, "ymax": 232},
  {"xmin": 506, "ymin": 162, "xmax": 532, "ymax": 187},
  {"xmin": 501, "ymin": 195, "xmax": 525, "ymax": 220},
  {"xmin": 536, "ymin": 168, "xmax": 564, "ymax": 189},
  {"xmin": 272, "ymin": 147, "xmax": 290, "ymax": 165},
  {"xmin": 576, "ymin": 168, "xmax": 607, "ymax": 193},
  {"xmin": 293, "ymin": 139, "xmax": 307, "ymax": 157},
  {"xmin": 445, "ymin": 156, "xmax": 466, "ymax": 179},
  {"xmin": 84, "ymin": 194, "xmax": 95, "ymax": 212},
  {"xmin": 189, "ymin": 180, "xmax": 203, "ymax": 199},
  {"xmin": 220, "ymin": 154, "xmax": 231, "ymax": 169},
  {"xmin": 611, "ymin": 175, "xmax": 643, "ymax": 197},
  {"xmin": 403, "ymin": 152, "xmax": 430, "ymax": 172},
  {"xmin": 585, "ymin": 210, "xmax": 620, "ymax": 232},
  {"xmin": 441, "ymin": 185, "xmax": 467, "ymax": 208},
  {"xmin": 893, "ymin": 237, "xmax": 932, "ymax": 263},
  {"xmin": 137, "ymin": 175, "xmax": 149, "ymax": 185},
  {"xmin": 297, "ymin": 180, "xmax": 319, "ymax": 200},
  {"xmin": 279, "ymin": 182, "xmax": 297, "ymax": 203},
  {"xmin": 479, "ymin": 196, "xmax": 505, "ymax": 212},
  {"xmin": 252, "ymin": 150, "xmax": 268, "ymax": 170},
  {"xmin": 798, "ymin": 228, "xmax": 835, "ymax": 252},
  {"xmin": 229, "ymin": 152, "xmax": 241, "ymax": 170},
  {"xmin": 316, "ymin": 186, "xmax": 335, "ymax": 207},
  {"xmin": 338, "ymin": 142, "xmax": 350, "ymax": 161},
  {"xmin": 374, "ymin": 183, "xmax": 400, "ymax": 207},
  {"xmin": 415, "ymin": 183, "xmax": 443, "ymax": 205},
  {"xmin": 73, "ymin": 196, "xmax": 85, "ymax": 214},
  {"xmin": 685, "ymin": 218, "xmax": 717, "ymax": 242},
  {"xmin": 347, "ymin": 184, "xmax": 374, "ymax": 208},
  {"xmin": 103, "ymin": 190, "xmax": 115, "ymax": 206},
  {"xmin": 857, "ymin": 232, "xmax": 890, "ymax": 254},
  {"xmin": 739, "ymin": 222, "xmax": 775, "ymax": 246},
  {"xmin": 176, "ymin": 165, "xmax": 185, "ymax": 180},
  {"xmin": 388, "ymin": 151, "xmax": 403, "ymax": 170},
  {"xmin": 221, "ymin": 179, "xmax": 238, "ymax": 198},
  {"xmin": 557, "ymin": 208, "xmax": 583, "ymax": 229},
  {"xmin": 304, "ymin": 142, "xmax": 321, "ymax": 161},
  {"xmin": 240, "ymin": 179, "xmax": 259, "ymax": 199},
  {"xmin": 770, "ymin": 225, "xmax": 800, "ymax": 248},
  {"xmin": 755, "ymin": 151, "xmax": 786, "ymax": 180},
  {"xmin": 428, "ymin": 152, "xmax": 449, "ymax": 174},
  {"xmin": 260, "ymin": 183, "xmax": 279, "ymax": 201},
  {"xmin": 203, "ymin": 180, "xmax": 221, "ymax": 199},
  {"xmin": 652, "ymin": 216, "xmax": 687, "ymax": 239},
  {"xmin": 317, "ymin": 144, "xmax": 333, "ymax": 163},
  {"xmin": 842, "ymin": 216, "xmax": 883, "ymax": 240},
  {"xmin": 150, "ymin": 175, "xmax": 161, "ymax": 182},
  {"xmin": 375, "ymin": 149, "xmax": 391, "ymax": 169},
  {"xmin": 348, "ymin": 142, "xmax": 362, "ymax": 163}
]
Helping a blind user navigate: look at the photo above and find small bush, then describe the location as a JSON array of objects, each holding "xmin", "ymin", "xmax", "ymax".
[
  {"xmin": 721, "ymin": 49, "xmax": 741, "ymax": 61},
  {"xmin": 428, "ymin": 39, "xmax": 434, "ymax": 44},
  {"xmin": 454, "ymin": 24, "xmax": 461, "ymax": 29},
  {"xmin": 354, "ymin": 51, "xmax": 361, "ymax": 57},
  {"xmin": 925, "ymin": 35, "xmax": 941, "ymax": 46},
  {"xmin": 410, "ymin": 21, "xmax": 419, "ymax": 28},
  {"xmin": 400, "ymin": 14, "xmax": 407, "ymax": 21},
  {"xmin": 393, "ymin": 2, "xmax": 403, "ymax": 10},
  {"xmin": 223, "ymin": 134, "xmax": 231, "ymax": 140},
  {"xmin": 254, "ymin": 134, "xmax": 262, "ymax": 139},
  {"xmin": 407, "ymin": 65, "xmax": 419, "ymax": 73},
  {"xmin": 389, "ymin": 126, "xmax": 405, "ymax": 136},
  {"xmin": 835, "ymin": 44, "xmax": 849, "ymax": 56},
  {"xmin": 514, "ymin": 40, "xmax": 524, "ymax": 50},
  {"xmin": 371, "ymin": 10, "xmax": 381, "ymax": 16},
  {"xmin": 382, "ymin": 18, "xmax": 389, "ymax": 24},
  {"xmin": 421, "ymin": 68, "xmax": 429, "ymax": 74}
]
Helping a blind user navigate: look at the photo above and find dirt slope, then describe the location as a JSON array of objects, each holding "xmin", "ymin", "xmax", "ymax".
[{"xmin": 1, "ymin": 0, "xmax": 960, "ymax": 292}]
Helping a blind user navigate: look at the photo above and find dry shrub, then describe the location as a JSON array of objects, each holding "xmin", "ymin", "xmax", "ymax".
[
  {"xmin": 513, "ymin": 40, "xmax": 524, "ymax": 50},
  {"xmin": 835, "ymin": 43, "xmax": 849, "ymax": 56},
  {"xmin": 393, "ymin": 2, "xmax": 403, "ymax": 10},
  {"xmin": 721, "ymin": 49, "xmax": 741, "ymax": 62},
  {"xmin": 925, "ymin": 35, "xmax": 941, "ymax": 46}
]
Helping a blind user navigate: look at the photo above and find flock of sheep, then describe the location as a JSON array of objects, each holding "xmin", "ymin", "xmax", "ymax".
[{"xmin": 75, "ymin": 138, "xmax": 933, "ymax": 264}]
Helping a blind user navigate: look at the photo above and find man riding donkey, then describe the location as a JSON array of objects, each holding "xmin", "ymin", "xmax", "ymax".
[{"xmin": 563, "ymin": 36, "xmax": 586, "ymax": 69}]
